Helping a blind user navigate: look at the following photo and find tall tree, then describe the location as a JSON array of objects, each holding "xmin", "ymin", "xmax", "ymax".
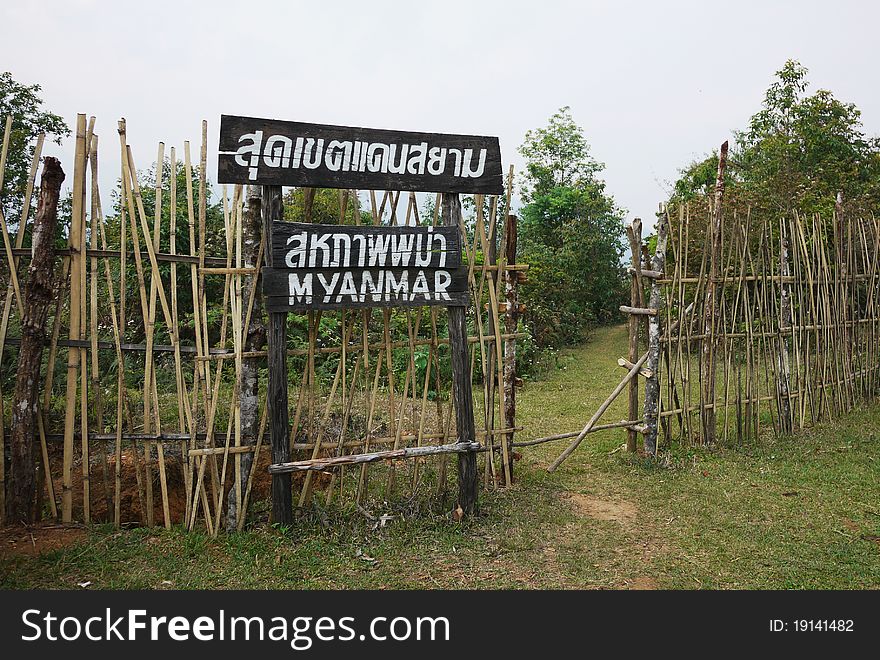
[
  {"xmin": 0, "ymin": 72, "xmax": 69, "ymax": 222},
  {"xmin": 517, "ymin": 108, "xmax": 627, "ymax": 348},
  {"xmin": 519, "ymin": 106, "xmax": 603, "ymax": 202},
  {"xmin": 672, "ymin": 60, "xmax": 880, "ymax": 217}
]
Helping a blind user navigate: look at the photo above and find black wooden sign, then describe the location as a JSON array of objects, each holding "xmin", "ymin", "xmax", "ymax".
[
  {"xmin": 262, "ymin": 222, "xmax": 468, "ymax": 312},
  {"xmin": 218, "ymin": 114, "xmax": 503, "ymax": 194}
]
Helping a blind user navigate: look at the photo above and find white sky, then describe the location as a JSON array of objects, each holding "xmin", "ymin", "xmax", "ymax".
[{"xmin": 2, "ymin": 0, "xmax": 879, "ymax": 230}]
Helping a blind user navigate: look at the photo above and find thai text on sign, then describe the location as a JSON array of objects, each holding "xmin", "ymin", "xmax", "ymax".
[
  {"xmin": 262, "ymin": 222, "xmax": 468, "ymax": 312},
  {"xmin": 218, "ymin": 115, "xmax": 503, "ymax": 194}
]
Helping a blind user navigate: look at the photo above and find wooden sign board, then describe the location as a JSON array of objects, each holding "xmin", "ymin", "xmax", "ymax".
[
  {"xmin": 262, "ymin": 222, "xmax": 468, "ymax": 312},
  {"xmin": 218, "ymin": 114, "xmax": 503, "ymax": 194}
]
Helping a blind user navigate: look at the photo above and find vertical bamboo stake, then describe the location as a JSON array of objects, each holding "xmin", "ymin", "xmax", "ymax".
[
  {"xmin": 61, "ymin": 114, "xmax": 87, "ymax": 522},
  {"xmin": 777, "ymin": 217, "xmax": 794, "ymax": 433},
  {"xmin": 115, "ymin": 123, "xmax": 129, "ymax": 525},
  {"xmin": 184, "ymin": 142, "xmax": 205, "ymax": 431},
  {"xmin": 78, "ymin": 118, "xmax": 95, "ymax": 523},
  {"xmin": 96, "ymin": 175, "xmax": 127, "ymax": 527},
  {"xmin": 700, "ymin": 141, "xmax": 728, "ymax": 444},
  {"xmin": 502, "ymin": 211, "xmax": 519, "ymax": 478},
  {"xmin": 88, "ymin": 134, "xmax": 112, "ymax": 517},
  {"xmin": 626, "ymin": 218, "xmax": 643, "ymax": 452}
]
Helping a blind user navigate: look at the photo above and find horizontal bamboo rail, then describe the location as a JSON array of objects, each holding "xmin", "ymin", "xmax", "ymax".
[{"xmin": 269, "ymin": 441, "xmax": 482, "ymax": 474}]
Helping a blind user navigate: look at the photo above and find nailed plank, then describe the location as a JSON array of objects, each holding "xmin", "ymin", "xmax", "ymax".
[{"xmin": 218, "ymin": 115, "xmax": 503, "ymax": 194}]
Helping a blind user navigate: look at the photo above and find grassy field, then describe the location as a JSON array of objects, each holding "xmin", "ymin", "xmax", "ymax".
[{"xmin": 2, "ymin": 324, "xmax": 879, "ymax": 589}]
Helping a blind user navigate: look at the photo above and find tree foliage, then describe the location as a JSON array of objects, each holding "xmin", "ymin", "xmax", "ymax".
[
  {"xmin": 0, "ymin": 72, "xmax": 69, "ymax": 222},
  {"xmin": 517, "ymin": 108, "xmax": 627, "ymax": 349},
  {"xmin": 519, "ymin": 106, "xmax": 603, "ymax": 202},
  {"xmin": 673, "ymin": 60, "xmax": 880, "ymax": 218},
  {"xmin": 283, "ymin": 187, "xmax": 371, "ymax": 225}
]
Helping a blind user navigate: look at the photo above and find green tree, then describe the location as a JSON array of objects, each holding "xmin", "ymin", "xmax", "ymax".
[
  {"xmin": 672, "ymin": 60, "xmax": 880, "ymax": 217},
  {"xmin": 0, "ymin": 72, "xmax": 69, "ymax": 222},
  {"xmin": 517, "ymin": 108, "xmax": 627, "ymax": 348},
  {"xmin": 519, "ymin": 106, "xmax": 603, "ymax": 202},
  {"xmin": 283, "ymin": 187, "xmax": 371, "ymax": 225}
]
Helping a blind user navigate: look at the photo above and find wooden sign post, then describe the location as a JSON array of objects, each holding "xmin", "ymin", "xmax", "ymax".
[
  {"xmin": 219, "ymin": 115, "xmax": 503, "ymax": 523},
  {"xmin": 261, "ymin": 185, "xmax": 293, "ymax": 524}
]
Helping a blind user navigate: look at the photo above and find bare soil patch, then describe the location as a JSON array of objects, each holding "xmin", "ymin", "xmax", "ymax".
[
  {"xmin": 0, "ymin": 524, "xmax": 87, "ymax": 558},
  {"xmin": 566, "ymin": 492, "xmax": 638, "ymax": 527},
  {"xmin": 627, "ymin": 576, "xmax": 658, "ymax": 590}
]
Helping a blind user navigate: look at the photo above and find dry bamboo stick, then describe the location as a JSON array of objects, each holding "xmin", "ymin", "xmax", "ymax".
[
  {"xmin": 270, "ymin": 442, "xmax": 482, "ymax": 474},
  {"xmin": 60, "ymin": 114, "xmax": 87, "ymax": 522},
  {"xmin": 548, "ymin": 352, "xmax": 648, "ymax": 472},
  {"xmin": 88, "ymin": 135, "xmax": 112, "ymax": 518}
]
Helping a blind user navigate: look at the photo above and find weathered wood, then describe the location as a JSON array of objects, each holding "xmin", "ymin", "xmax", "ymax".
[
  {"xmin": 7, "ymin": 157, "xmax": 64, "ymax": 523},
  {"xmin": 269, "ymin": 442, "xmax": 482, "ymax": 474},
  {"xmin": 643, "ymin": 211, "xmax": 670, "ymax": 456},
  {"xmin": 218, "ymin": 115, "xmax": 503, "ymax": 194},
  {"xmin": 547, "ymin": 351, "xmax": 649, "ymax": 472},
  {"xmin": 442, "ymin": 193, "xmax": 478, "ymax": 516},
  {"xmin": 626, "ymin": 219, "xmax": 643, "ymax": 453},
  {"xmin": 262, "ymin": 265, "xmax": 469, "ymax": 312},
  {"xmin": 777, "ymin": 225, "xmax": 794, "ymax": 434},
  {"xmin": 627, "ymin": 267, "xmax": 662, "ymax": 279},
  {"xmin": 263, "ymin": 185, "xmax": 293, "ymax": 525},
  {"xmin": 617, "ymin": 357, "xmax": 653, "ymax": 378},
  {"xmin": 261, "ymin": 221, "xmax": 466, "ymax": 312},
  {"xmin": 514, "ymin": 419, "xmax": 645, "ymax": 447},
  {"xmin": 0, "ymin": 129, "xmax": 44, "ymax": 525},
  {"xmin": 269, "ymin": 222, "xmax": 462, "ymax": 267},
  {"xmin": 619, "ymin": 305, "xmax": 657, "ymax": 315}
]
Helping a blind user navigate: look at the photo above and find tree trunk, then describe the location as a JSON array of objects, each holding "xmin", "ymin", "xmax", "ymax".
[
  {"xmin": 7, "ymin": 157, "xmax": 64, "ymax": 523},
  {"xmin": 777, "ymin": 225, "xmax": 793, "ymax": 434},
  {"xmin": 226, "ymin": 186, "xmax": 265, "ymax": 530},
  {"xmin": 643, "ymin": 212, "xmax": 670, "ymax": 456}
]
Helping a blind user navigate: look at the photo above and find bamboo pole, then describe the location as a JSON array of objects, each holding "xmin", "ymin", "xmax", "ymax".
[
  {"xmin": 60, "ymin": 114, "xmax": 87, "ymax": 522},
  {"xmin": 700, "ymin": 141, "xmax": 728, "ymax": 444},
  {"xmin": 548, "ymin": 352, "xmax": 648, "ymax": 472},
  {"xmin": 626, "ymin": 218, "xmax": 643, "ymax": 452},
  {"xmin": 88, "ymin": 135, "xmax": 112, "ymax": 517}
]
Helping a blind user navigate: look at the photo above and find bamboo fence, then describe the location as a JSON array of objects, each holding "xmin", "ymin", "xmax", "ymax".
[
  {"xmin": 654, "ymin": 200, "xmax": 880, "ymax": 448},
  {"xmin": 0, "ymin": 115, "xmax": 525, "ymax": 531}
]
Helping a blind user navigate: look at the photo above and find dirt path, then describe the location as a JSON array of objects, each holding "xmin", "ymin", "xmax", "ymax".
[{"xmin": 513, "ymin": 325, "xmax": 676, "ymax": 588}]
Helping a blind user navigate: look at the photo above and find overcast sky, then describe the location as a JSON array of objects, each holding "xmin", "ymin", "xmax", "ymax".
[{"xmin": 2, "ymin": 0, "xmax": 879, "ymax": 229}]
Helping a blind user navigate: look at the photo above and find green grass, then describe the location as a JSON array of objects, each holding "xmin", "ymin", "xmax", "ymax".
[{"xmin": 2, "ymin": 325, "xmax": 879, "ymax": 589}]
